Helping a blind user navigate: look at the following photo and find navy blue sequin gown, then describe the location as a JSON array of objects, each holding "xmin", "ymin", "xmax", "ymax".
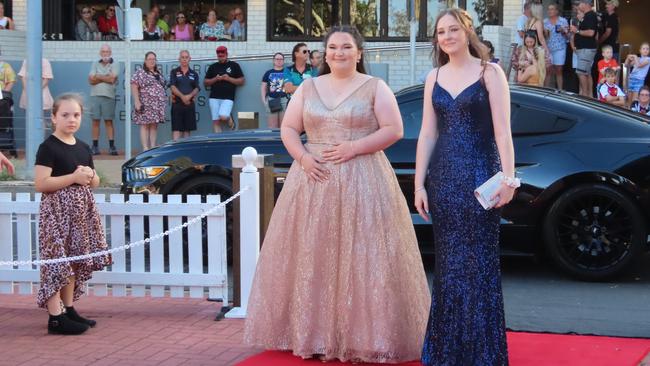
[{"xmin": 421, "ymin": 70, "xmax": 509, "ymax": 366}]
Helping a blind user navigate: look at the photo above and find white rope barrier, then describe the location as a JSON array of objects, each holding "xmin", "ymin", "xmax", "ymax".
[{"xmin": 0, "ymin": 186, "xmax": 249, "ymax": 267}]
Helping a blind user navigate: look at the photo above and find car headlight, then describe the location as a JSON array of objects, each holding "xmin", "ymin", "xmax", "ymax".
[{"xmin": 128, "ymin": 166, "xmax": 169, "ymax": 181}]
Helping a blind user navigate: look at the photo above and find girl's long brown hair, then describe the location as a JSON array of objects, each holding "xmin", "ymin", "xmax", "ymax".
[{"xmin": 431, "ymin": 8, "xmax": 488, "ymax": 67}]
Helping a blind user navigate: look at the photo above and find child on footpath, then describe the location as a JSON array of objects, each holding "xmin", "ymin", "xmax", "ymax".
[
  {"xmin": 625, "ymin": 42, "xmax": 650, "ymax": 106},
  {"xmin": 34, "ymin": 93, "xmax": 111, "ymax": 335},
  {"xmin": 596, "ymin": 45, "xmax": 619, "ymax": 87},
  {"xmin": 597, "ymin": 68, "xmax": 626, "ymax": 107}
]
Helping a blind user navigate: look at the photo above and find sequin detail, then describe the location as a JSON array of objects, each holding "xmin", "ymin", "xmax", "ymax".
[
  {"xmin": 421, "ymin": 78, "xmax": 509, "ymax": 365},
  {"xmin": 244, "ymin": 77, "xmax": 431, "ymax": 363}
]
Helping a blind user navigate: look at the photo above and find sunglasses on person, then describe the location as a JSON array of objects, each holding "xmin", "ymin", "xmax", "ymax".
[{"xmin": 301, "ymin": 49, "xmax": 310, "ymax": 54}]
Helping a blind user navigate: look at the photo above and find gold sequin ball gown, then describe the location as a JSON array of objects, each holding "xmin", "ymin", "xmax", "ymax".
[{"xmin": 244, "ymin": 77, "xmax": 431, "ymax": 363}]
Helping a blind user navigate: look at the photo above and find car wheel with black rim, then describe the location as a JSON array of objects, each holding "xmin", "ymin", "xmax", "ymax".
[
  {"xmin": 543, "ymin": 184, "xmax": 646, "ymax": 281},
  {"xmin": 176, "ymin": 175, "xmax": 233, "ymax": 265}
]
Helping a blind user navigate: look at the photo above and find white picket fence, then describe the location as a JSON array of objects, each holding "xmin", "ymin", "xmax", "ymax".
[
  {"xmin": 0, "ymin": 147, "xmax": 262, "ymax": 317},
  {"xmin": 0, "ymin": 192, "xmax": 229, "ymax": 301}
]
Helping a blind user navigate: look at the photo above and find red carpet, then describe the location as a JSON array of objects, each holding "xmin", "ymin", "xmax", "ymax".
[{"xmin": 237, "ymin": 332, "xmax": 650, "ymax": 366}]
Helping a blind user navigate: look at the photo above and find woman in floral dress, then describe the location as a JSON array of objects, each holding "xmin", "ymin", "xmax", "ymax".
[{"xmin": 131, "ymin": 51, "xmax": 167, "ymax": 151}]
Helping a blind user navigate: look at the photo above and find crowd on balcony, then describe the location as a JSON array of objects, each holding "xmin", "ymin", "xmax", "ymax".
[{"xmin": 73, "ymin": 3, "xmax": 246, "ymax": 42}]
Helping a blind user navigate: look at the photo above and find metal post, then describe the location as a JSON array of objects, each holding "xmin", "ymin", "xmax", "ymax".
[
  {"xmin": 226, "ymin": 147, "xmax": 260, "ymax": 319},
  {"xmin": 123, "ymin": 2, "xmax": 132, "ymax": 160},
  {"xmin": 25, "ymin": 0, "xmax": 43, "ymax": 178},
  {"xmin": 409, "ymin": 0, "xmax": 417, "ymax": 86}
]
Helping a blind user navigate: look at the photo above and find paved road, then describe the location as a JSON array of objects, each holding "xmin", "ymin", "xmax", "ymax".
[{"xmin": 424, "ymin": 253, "xmax": 650, "ymax": 339}]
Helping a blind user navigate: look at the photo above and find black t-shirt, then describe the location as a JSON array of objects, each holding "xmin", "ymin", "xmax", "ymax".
[
  {"xmin": 601, "ymin": 12, "xmax": 619, "ymax": 53},
  {"xmin": 35, "ymin": 135, "xmax": 94, "ymax": 177},
  {"xmin": 575, "ymin": 11, "xmax": 598, "ymax": 50},
  {"xmin": 169, "ymin": 66, "xmax": 200, "ymax": 104},
  {"xmin": 204, "ymin": 60, "xmax": 244, "ymax": 100}
]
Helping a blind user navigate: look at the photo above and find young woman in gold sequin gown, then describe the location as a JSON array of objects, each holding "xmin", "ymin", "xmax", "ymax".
[{"xmin": 243, "ymin": 26, "xmax": 430, "ymax": 363}]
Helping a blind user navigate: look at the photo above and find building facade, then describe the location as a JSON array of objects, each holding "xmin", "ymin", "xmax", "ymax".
[{"xmin": 0, "ymin": 0, "xmax": 519, "ymax": 92}]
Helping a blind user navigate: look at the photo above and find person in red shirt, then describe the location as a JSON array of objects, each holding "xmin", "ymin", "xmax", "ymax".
[
  {"xmin": 596, "ymin": 44, "xmax": 619, "ymax": 85},
  {"xmin": 97, "ymin": 5, "xmax": 119, "ymax": 40}
]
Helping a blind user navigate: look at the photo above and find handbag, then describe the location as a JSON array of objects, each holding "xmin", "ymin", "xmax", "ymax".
[
  {"xmin": 474, "ymin": 172, "xmax": 505, "ymax": 210},
  {"xmin": 268, "ymin": 97, "xmax": 283, "ymax": 113}
]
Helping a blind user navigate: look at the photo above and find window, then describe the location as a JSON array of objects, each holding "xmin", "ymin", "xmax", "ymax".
[
  {"xmin": 511, "ymin": 104, "xmax": 576, "ymax": 136},
  {"xmin": 351, "ymin": 0, "xmax": 380, "ymax": 38},
  {"xmin": 268, "ymin": 0, "xmax": 491, "ymax": 41},
  {"xmin": 399, "ymin": 99, "xmax": 423, "ymax": 139},
  {"xmin": 43, "ymin": 1, "xmax": 247, "ymax": 41}
]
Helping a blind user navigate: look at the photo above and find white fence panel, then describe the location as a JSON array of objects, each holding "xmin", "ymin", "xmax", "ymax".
[
  {"xmin": 16, "ymin": 193, "xmax": 33, "ymax": 294},
  {"xmin": 0, "ymin": 193, "xmax": 228, "ymax": 299},
  {"xmin": 129, "ymin": 194, "xmax": 146, "ymax": 297},
  {"xmin": 0, "ymin": 193, "xmax": 12, "ymax": 294},
  {"xmin": 148, "ymin": 195, "xmax": 165, "ymax": 297},
  {"xmin": 167, "ymin": 194, "xmax": 184, "ymax": 298}
]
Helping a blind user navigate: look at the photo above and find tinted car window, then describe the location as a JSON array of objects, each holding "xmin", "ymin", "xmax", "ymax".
[
  {"xmin": 399, "ymin": 99, "xmax": 423, "ymax": 139},
  {"xmin": 511, "ymin": 104, "xmax": 576, "ymax": 136}
]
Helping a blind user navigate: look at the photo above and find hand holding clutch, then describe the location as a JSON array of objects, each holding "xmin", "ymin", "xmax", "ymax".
[{"xmin": 474, "ymin": 172, "xmax": 520, "ymax": 210}]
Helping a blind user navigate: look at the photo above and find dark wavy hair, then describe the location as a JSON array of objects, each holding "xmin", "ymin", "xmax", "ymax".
[
  {"xmin": 319, "ymin": 25, "xmax": 367, "ymax": 76},
  {"xmin": 431, "ymin": 8, "xmax": 488, "ymax": 67},
  {"xmin": 291, "ymin": 42, "xmax": 308, "ymax": 63}
]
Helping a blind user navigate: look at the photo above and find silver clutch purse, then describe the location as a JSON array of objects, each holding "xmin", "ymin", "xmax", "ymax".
[{"xmin": 474, "ymin": 171, "xmax": 504, "ymax": 210}]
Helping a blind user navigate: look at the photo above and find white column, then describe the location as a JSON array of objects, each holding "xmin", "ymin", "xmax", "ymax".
[{"xmin": 226, "ymin": 147, "xmax": 260, "ymax": 319}]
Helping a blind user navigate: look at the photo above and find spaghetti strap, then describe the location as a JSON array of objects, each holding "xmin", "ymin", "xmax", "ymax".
[
  {"xmin": 479, "ymin": 61, "xmax": 489, "ymax": 86},
  {"xmin": 435, "ymin": 66, "xmax": 441, "ymax": 81}
]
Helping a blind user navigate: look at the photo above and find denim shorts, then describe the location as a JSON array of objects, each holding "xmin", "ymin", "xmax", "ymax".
[{"xmin": 628, "ymin": 77, "xmax": 645, "ymax": 93}]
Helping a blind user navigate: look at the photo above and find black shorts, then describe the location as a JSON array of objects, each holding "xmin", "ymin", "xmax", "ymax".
[{"xmin": 171, "ymin": 103, "xmax": 197, "ymax": 132}]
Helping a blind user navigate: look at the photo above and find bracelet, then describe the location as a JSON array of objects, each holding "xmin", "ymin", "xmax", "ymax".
[
  {"xmin": 415, "ymin": 186, "xmax": 426, "ymax": 193},
  {"xmin": 501, "ymin": 174, "xmax": 521, "ymax": 188}
]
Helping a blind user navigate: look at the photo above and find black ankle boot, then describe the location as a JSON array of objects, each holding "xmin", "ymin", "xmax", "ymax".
[
  {"xmin": 65, "ymin": 306, "xmax": 97, "ymax": 327},
  {"xmin": 48, "ymin": 313, "xmax": 89, "ymax": 335}
]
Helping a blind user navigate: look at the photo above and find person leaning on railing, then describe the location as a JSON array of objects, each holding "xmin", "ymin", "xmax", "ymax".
[
  {"xmin": 75, "ymin": 6, "xmax": 101, "ymax": 41},
  {"xmin": 0, "ymin": 1, "xmax": 14, "ymax": 30},
  {"xmin": 97, "ymin": 5, "xmax": 120, "ymax": 40}
]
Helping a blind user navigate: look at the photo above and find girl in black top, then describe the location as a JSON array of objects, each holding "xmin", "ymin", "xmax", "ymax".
[{"xmin": 34, "ymin": 93, "xmax": 111, "ymax": 335}]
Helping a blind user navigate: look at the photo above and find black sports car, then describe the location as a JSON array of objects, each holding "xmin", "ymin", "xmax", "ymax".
[{"xmin": 122, "ymin": 84, "xmax": 650, "ymax": 280}]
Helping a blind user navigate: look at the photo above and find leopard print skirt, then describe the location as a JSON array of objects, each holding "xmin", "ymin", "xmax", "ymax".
[{"xmin": 37, "ymin": 185, "xmax": 111, "ymax": 308}]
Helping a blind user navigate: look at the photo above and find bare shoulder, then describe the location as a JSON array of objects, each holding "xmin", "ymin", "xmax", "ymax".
[
  {"xmin": 483, "ymin": 62, "xmax": 508, "ymax": 89},
  {"xmin": 426, "ymin": 67, "xmax": 440, "ymax": 84}
]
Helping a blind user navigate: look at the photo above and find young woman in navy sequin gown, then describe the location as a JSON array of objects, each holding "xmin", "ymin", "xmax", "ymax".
[{"xmin": 414, "ymin": 9, "xmax": 516, "ymax": 366}]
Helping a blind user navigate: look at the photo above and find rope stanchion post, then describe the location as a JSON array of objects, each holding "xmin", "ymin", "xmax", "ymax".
[{"xmin": 226, "ymin": 147, "xmax": 261, "ymax": 319}]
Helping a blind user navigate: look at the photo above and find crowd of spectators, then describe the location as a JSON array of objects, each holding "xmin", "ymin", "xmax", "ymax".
[
  {"xmin": 73, "ymin": 3, "xmax": 246, "ymax": 41},
  {"xmin": 511, "ymin": 0, "xmax": 649, "ymax": 117}
]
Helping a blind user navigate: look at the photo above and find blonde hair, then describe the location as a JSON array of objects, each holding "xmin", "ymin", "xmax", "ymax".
[
  {"xmin": 519, "ymin": 33, "xmax": 546, "ymax": 86},
  {"xmin": 527, "ymin": 3, "xmax": 543, "ymax": 28},
  {"xmin": 431, "ymin": 8, "xmax": 488, "ymax": 67}
]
